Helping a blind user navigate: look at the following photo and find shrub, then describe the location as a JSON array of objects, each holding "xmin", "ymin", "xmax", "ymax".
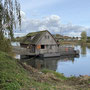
[{"xmin": 0, "ymin": 34, "xmax": 11, "ymax": 53}]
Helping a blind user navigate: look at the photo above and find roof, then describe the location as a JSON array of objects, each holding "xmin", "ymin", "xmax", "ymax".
[{"xmin": 21, "ymin": 30, "xmax": 49, "ymax": 44}]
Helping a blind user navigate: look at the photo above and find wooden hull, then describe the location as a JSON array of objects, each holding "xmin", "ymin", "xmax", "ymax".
[
  {"xmin": 39, "ymin": 53, "xmax": 60, "ymax": 58},
  {"xmin": 39, "ymin": 50, "xmax": 79, "ymax": 58},
  {"xmin": 13, "ymin": 46, "xmax": 79, "ymax": 58}
]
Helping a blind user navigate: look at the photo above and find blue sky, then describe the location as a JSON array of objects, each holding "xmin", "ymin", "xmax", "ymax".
[
  {"xmin": 16, "ymin": 0, "xmax": 90, "ymax": 37},
  {"xmin": 20, "ymin": 0, "xmax": 90, "ymax": 26}
]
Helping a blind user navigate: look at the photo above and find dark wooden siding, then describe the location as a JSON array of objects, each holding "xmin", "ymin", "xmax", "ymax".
[{"xmin": 20, "ymin": 43, "xmax": 28, "ymax": 48}]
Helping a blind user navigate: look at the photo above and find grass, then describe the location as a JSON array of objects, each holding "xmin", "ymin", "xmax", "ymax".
[
  {"xmin": 0, "ymin": 51, "xmax": 67, "ymax": 90},
  {"xmin": 0, "ymin": 51, "xmax": 90, "ymax": 90},
  {"xmin": 0, "ymin": 51, "xmax": 32, "ymax": 90},
  {"xmin": 42, "ymin": 69, "xmax": 67, "ymax": 80}
]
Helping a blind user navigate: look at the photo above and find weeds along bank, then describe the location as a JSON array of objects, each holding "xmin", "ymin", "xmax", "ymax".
[{"xmin": 0, "ymin": 51, "xmax": 90, "ymax": 90}]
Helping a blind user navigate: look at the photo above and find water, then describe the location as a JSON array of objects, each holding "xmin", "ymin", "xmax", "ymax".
[
  {"xmin": 11, "ymin": 42, "xmax": 20, "ymax": 46},
  {"xmin": 13, "ymin": 43, "xmax": 90, "ymax": 77},
  {"xmin": 56, "ymin": 45, "xmax": 90, "ymax": 77}
]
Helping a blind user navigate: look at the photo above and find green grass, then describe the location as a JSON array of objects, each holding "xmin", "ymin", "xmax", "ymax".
[
  {"xmin": 0, "ymin": 51, "xmax": 32, "ymax": 90},
  {"xmin": 0, "ymin": 51, "xmax": 65, "ymax": 90},
  {"xmin": 0, "ymin": 51, "xmax": 90, "ymax": 90}
]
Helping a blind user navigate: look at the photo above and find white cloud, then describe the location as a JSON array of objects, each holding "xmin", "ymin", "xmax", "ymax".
[
  {"xmin": 38, "ymin": 25, "xmax": 48, "ymax": 31},
  {"xmin": 15, "ymin": 11, "xmax": 90, "ymax": 37},
  {"xmin": 21, "ymin": 11, "xmax": 26, "ymax": 19},
  {"xmin": 14, "ymin": 33, "xmax": 26, "ymax": 37}
]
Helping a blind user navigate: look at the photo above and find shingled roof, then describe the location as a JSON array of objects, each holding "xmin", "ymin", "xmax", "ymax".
[{"xmin": 21, "ymin": 30, "xmax": 48, "ymax": 45}]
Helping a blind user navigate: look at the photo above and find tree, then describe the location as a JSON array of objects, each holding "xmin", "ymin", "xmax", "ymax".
[
  {"xmin": 0, "ymin": 0, "xmax": 21, "ymax": 38},
  {"xmin": 0, "ymin": 0, "xmax": 21, "ymax": 52},
  {"xmin": 81, "ymin": 31, "xmax": 87, "ymax": 44}
]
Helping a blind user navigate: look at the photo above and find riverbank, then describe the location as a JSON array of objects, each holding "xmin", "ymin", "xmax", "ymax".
[
  {"xmin": 60, "ymin": 41, "xmax": 90, "ymax": 47},
  {"xmin": 0, "ymin": 51, "xmax": 90, "ymax": 90},
  {"xmin": 60, "ymin": 41, "xmax": 79, "ymax": 45},
  {"xmin": 59, "ymin": 41, "xmax": 87, "ymax": 46}
]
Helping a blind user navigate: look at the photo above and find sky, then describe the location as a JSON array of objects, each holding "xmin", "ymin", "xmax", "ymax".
[{"xmin": 15, "ymin": 0, "xmax": 90, "ymax": 37}]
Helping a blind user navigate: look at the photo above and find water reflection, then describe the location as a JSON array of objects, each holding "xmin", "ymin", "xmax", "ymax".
[
  {"xmin": 87, "ymin": 45, "xmax": 90, "ymax": 49},
  {"xmin": 13, "ymin": 45, "xmax": 90, "ymax": 77},
  {"xmin": 81, "ymin": 45, "xmax": 87, "ymax": 56},
  {"xmin": 11, "ymin": 42, "xmax": 20, "ymax": 46},
  {"xmin": 20, "ymin": 55, "xmax": 79, "ymax": 71}
]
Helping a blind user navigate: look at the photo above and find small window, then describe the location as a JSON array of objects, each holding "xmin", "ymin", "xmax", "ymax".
[
  {"xmin": 45, "ymin": 35, "xmax": 49, "ymax": 39},
  {"xmin": 48, "ymin": 36, "xmax": 49, "ymax": 39},
  {"xmin": 45, "ymin": 36, "xmax": 47, "ymax": 39},
  {"xmin": 50, "ymin": 46, "xmax": 52, "ymax": 49},
  {"xmin": 41, "ymin": 45, "xmax": 45, "ymax": 49}
]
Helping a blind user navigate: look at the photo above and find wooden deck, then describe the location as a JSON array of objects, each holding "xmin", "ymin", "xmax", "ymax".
[
  {"xmin": 12, "ymin": 46, "xmax": 79, "ymax": 57},
  {"xmin": 12, "ymin": 46, "xmax": 37, "ymax": 56}
]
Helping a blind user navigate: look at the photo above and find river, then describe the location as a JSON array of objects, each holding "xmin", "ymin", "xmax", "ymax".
[{"xmin": 12, "ymin": 42, "xmax": 90, "ymax": 77}]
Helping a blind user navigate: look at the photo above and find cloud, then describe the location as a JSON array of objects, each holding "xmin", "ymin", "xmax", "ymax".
[
  {"xmin": 15, "ymin": 11, "xmax": 90, "ymax": 37},
  {"xmin": 14, "ymin": 33, "xmax": 26, "ymax": 37},
  {"xmin": 60, "ymin": 24, "xmax": 89, "ymax": 36},
  {"xmin": 21, "ymin": 11, "xmax": 26, "ymax": 19}
]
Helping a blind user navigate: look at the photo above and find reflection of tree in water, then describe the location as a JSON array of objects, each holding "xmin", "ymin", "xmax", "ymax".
[
  {"xmin": 87, "ymin": 45, "xmax": 90, "ymax": 49},
  {"xmin": 81, "ymin": 45, "xmax": 87, "ymax": 56},
  {"xmin": 20, "ymin": 55, "xmax": 77, "ymax": 71}
]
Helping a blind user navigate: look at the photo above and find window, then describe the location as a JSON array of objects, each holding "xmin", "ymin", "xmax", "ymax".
[
  {"xmin": 48, "ymin": 36, "xmax": 49, "ymax": 39},
  {"xmin": 45, "ymin": 35, "xmax": 49, "ymax": 39},
  {"xmin": 45, "ymin": 36, "xmax": 47, "ymax": 39},
  {"xmin": 41, "ymin": 45, "xmax": 45, "ymax": 49},
  {"xmin": 50, "ymin": 46, "xmax": 52, "ymax": 49}
]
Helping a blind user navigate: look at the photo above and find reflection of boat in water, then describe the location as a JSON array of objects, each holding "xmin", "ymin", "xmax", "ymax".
[
  {"xmin": 20, "ymin": 55, "xmax": 79, "ymax": 71},
  {"xmin": 20, "ymin": 57, "xmax": 59, "ymax": 71}
]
